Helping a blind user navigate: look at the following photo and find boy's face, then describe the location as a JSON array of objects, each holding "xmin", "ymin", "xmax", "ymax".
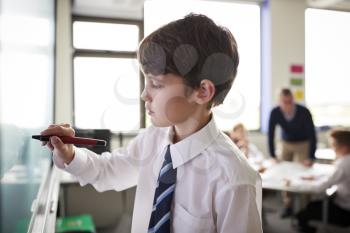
[{"xmin": 141, "ymin": 73, "xmax": 197, "ymax": 127}]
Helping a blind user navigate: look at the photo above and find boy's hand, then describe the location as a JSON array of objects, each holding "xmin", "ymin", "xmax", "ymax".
[{"xmin": 41, "ymin": 124, "xmax": 75, "ymax": 164}]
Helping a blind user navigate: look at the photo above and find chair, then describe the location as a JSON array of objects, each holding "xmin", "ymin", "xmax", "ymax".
[{"xmin": 320, "ymin": 186, "xmax": 350, "ymax": 233}]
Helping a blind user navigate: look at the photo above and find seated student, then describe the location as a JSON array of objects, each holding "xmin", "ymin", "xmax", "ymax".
[
  {"xmin": 230, "ymin": 123, "xmax": 264, "ymax": 162},
  {"xmin": 230, "ymin": 123, "xmax": 266, "ymax": 173},
  {"xmin": 296, "ymin": 129, "xmax": 350, "ymax": 233},
  {"xmin": 41, "ymin": 14, "xmax": 262, "ymax": 233}
]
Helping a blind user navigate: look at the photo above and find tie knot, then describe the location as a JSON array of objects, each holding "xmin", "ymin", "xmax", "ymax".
[
  {"xmin": 158, "ymin": 145, "xmax": 176, "ymax": 184},
  {"xmin": 164, "ymin": 145, "xmax": 172, "ymax": 162}
]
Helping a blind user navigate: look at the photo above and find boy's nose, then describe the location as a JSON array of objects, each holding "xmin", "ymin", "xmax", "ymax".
[{"xmin": 141, "ymin": 88, "xmax": 150, "ymax": 101}]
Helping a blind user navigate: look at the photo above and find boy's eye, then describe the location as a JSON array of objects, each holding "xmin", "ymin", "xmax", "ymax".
[{"xmin": 150, "ymin": 80, "xmax": 163, "ymax": 89}]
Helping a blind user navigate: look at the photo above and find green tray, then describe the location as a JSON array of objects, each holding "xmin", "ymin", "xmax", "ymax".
[{"xmin": 56, "ymin": 214, "xmax": 96, "ymax": 233}]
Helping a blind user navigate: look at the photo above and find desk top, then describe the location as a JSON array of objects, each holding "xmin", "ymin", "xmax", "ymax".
[
  {"xmin": 261, "ymin": 161, "xmax": 334, "ymax": 193},
  {"xmin": 59, "ymin": 170, "xmax": 78, "ymax": 184}
]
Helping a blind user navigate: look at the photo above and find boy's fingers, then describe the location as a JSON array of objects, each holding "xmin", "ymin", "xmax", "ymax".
[
  {"xmin": 47, "ymin": 141, "xmax": 54, "ymax": 151},
  {"xmin": 48, "ymin": 123, "xmax": 69, "ymax": 128},
  {"xmin": 50, "ymin": 136, "xmax": 65, "ymax": 151},
  {"xmin": 41, "ymin": 125, "xmax": 75, "ymax": 137}
]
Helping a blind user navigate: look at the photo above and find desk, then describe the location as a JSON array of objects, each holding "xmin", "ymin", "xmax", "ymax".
[
  {"xmin": 261, "ymin": 161, "xmax": 335, "ymax": 193},
  {"xmin": 59, "ymin": 169, "xmax": 78, "ymax": 184},
  {"xmin": 58, "ymin": 170, "xmax": 135, "ymax": 230},
  {"xmin": 260, "ymin": 161, "xmax": 335, "ymax": 230}
]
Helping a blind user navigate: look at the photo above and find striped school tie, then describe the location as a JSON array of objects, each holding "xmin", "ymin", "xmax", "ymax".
[{"xmin": 148, "ymin": 145, "xmax": 177, "ymax": 233}]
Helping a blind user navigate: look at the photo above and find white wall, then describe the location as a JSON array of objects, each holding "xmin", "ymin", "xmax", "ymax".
[
  {"xmin": 261, "ymin": 0, "xmax": 307, "ymax": 132},
  {"xmin": 257, "ymin": 0, "xmax": 308, "ymax": 156},
  {"xmin": 270, "ymin": 0, "xmax": 306, "ymax": 99}
]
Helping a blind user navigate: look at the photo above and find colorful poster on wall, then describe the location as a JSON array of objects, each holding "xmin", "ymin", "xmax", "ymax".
[{"xmin": 289, "ymin": 64, "xmax": 304, "ymax": 102}]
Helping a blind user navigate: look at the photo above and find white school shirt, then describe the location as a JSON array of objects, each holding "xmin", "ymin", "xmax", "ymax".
[
  {"xmin": 247, "ymin": 143, "xmax": 265, "ymax": 163},
  {"xmin": 312, "ymin": 155, "xmax": 350, "ymax": 211},
  {"xmin": 53, "ymin": 117, "xmax": 263, "ymax": 233}
]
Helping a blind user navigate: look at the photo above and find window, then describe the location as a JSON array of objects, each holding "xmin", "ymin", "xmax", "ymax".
[
  {"xmin": 73, "ymin": 18, "xmax": 142, "ymax": 132},
  {"xmin": 305, "ymin": 9, "xmax": 350, "ymax": 127},
  {"xmin": 73, "ymin": 21, "xmax": 139, "ymax": 51},
  {"xmin": 144, "ymin": 0, "xmax": 261, "ymax": 130},
  {"xmin": 0, "ymin": 0, "xmax": 55, "ymax": 231}
]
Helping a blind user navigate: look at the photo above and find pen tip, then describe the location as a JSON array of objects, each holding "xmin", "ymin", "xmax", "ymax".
[{"xmin": 32, "ymin": 135, "xmax": 41, "ymax": 140}]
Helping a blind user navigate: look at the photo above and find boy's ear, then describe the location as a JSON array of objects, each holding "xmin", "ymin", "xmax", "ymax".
[{"xmin": 194, "ymin": 79, "xmax": 215, "ymax": 105}]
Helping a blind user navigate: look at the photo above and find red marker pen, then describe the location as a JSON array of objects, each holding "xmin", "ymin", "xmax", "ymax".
[{"xmin": 32, "ymin": 135, "xmax": 107, "ymax": 146}]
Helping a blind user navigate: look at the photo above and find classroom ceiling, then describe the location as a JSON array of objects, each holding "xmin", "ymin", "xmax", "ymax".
[{"xmin": 72, "ymin": 0, "xmax": 350, "ymax": 20}]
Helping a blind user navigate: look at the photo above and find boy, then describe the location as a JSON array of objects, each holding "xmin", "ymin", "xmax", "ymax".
[
  {"xmin": 296, "ymin": 129, "xmax": 350, "ymax": 233},
  {"xmin": 42, "ymin": 14, "xmax": 262, "ymax": 233}
]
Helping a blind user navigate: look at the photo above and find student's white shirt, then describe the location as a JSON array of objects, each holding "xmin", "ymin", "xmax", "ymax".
[
  {"xmin": 312, "ymin": 155, "xmax": 350, "ymax": 211},
  {"xmin": 247, "ymin": 143, "xmax": 265, "ymax": 163},
  {"xmin": 53, "ymin": 117, "xmax": 263, "ymax": 233}
]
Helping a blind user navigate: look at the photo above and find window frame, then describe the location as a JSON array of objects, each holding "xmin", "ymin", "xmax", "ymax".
[{"xmin": 71, "ymin": 16, "xmax": 145, "ymax": 131}]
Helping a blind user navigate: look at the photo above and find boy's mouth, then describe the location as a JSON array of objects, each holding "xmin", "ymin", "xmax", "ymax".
[{"xmin": 146, "ymin": 107, "xmax": 154, "ymax": 115}]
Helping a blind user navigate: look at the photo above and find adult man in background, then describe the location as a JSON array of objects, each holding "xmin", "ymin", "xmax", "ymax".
[{"xmin": 268, "ymin": 88, "xmax": 317, "ymax": 218}]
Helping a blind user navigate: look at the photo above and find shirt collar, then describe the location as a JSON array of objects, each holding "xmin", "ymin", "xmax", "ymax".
[
  {"xmin": 158, "ymin": 115, "xmax": 221, "ymax": 169},
  {"xmin": 282, "ymin": 104, "xmax": 297, "ymax": 121}
]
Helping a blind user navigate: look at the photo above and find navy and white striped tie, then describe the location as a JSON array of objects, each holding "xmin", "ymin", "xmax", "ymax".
[{"xmin": 148, "ymin": 145, "xmax": 177, "ymax": 233}]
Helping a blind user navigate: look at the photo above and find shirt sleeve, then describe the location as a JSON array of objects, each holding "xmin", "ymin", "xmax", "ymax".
[
  {"xmin": 268, "ymin": 109, "xmax": 277, "ymax": 158},
  {"xmin": 248, "ymin": 143, "xmax": 265, "ymax": 161},
  {"xmin": 215, "ymin": 184, "xmax": 263, "ymax": 233},
  {"xmin": 52, "ymin": 130, "xmax": 145, "ymax": 192},
  {"xmin": 312, "ymin": 165, "xmax": 344, "ymax": 193},
  {"xmin": 305, "ymin": 109, "xmax": 317, "ymax": 160}
]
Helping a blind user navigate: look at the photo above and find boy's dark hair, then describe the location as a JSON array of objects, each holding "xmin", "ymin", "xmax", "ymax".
[
  {"xmin": 138, "ymin": 13, "xmax": 239, "ymax": 107},
  {"xmin": 330, "ymin": 129, "xmax": 350, "ymax": 148},
  {"xmin": 280, "ymin": 88, "xmax": 293, "ymax": 97}
]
